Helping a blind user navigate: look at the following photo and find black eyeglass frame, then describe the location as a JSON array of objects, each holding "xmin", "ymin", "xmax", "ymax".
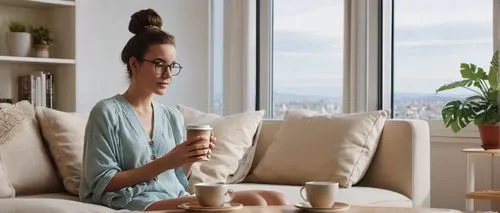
[{"xmin": 141, "ymin": 59, "xmax": 183, "ymax": 77}]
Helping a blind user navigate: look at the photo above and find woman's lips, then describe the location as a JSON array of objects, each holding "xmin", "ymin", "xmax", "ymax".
[{"xmin": 157, "ymin": 82, "xmax": 169, "ymax": 88}]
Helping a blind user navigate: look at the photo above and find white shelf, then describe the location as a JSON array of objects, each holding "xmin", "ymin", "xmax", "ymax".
[
  {"xmin": 0, "ymin": 56, "xmax": 75, "ymax": 65},
  {"xmin": 0, "ymin": 0, "xmax": 74, "ymax": 8}
]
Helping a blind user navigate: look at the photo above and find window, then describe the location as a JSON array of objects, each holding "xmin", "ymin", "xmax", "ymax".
[
  {"xmin": 261, "ymin": 0, "xmax": 344, "ymax": 119},
  {"xmin": 390, "ymin": 0, "xmax": 493, "ymax": 120},
  {"xmin": 211, "ymin": 0, "xmax": 224, "ymax": 115}
]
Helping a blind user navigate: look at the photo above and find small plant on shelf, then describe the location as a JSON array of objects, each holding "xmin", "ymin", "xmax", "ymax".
[
  {"xmin": 9, "ymin": 21, "xmax": 26, "ymax": 32},
  {"xmin": 31, "ymin": 26, "xmax": 53, "ymax": 58},
  {"xmin": 6, "ymin": 21, "xmax": 31, "ymax": 57}
]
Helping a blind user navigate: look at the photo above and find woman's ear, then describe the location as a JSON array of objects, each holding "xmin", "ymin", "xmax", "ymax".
[{"xmin": 129, "ymin": 57, "xmax": 140, "ymax": 74}]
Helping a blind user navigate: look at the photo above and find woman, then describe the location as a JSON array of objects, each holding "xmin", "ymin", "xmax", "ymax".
[{"xmin": 79, "ymin": 8, "xmax": 288, "ymax": 211}]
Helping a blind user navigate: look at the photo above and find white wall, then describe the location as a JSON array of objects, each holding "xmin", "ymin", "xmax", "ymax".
[
  {"xmin": 76, "ymin": 0, "xmax": 210, "ymax": 114},
  {"xmin": 431, "ymin": 140, "xmax": 497, "ymax": 211}
]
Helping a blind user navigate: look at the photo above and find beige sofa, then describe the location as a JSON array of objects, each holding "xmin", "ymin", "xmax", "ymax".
[
  {"xmin": 233, "ymin": 119, "xmax": 431, "ymax": 208},
  {"xmin": 0, "ymin": 104, "xmax": 430, "ymax": 212}
]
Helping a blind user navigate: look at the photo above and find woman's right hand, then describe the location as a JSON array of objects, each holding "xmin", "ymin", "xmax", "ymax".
[{"xmin": 160, "ymin": 136, "xmax": 210, "ymax": 169}]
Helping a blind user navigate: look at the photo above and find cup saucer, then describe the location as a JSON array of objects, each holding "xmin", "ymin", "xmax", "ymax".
[
  {"xmin": 177, "ymin": 201, "xmax": 243, "ymax": 212},
  {"xmin": 294, "ymin": 202, "xmax": 351, "ymax": 212}
]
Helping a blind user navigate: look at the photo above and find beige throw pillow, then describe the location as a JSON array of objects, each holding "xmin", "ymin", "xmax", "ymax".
[
  {"xmin": 250, "ymin": 109, "xmax": 387, "ymax": 188},
  {"xmin": 0, "ymin": 156, "xmax": 14, "ymax": 198},
  {"xmin": 35, "ymin": 107, "xmax": 87, "ymax": 196},
  {"xmin": 0, "ymin": 101, "xmax": 63, "ymax": 195},
  {"xmin": 176, "ymin": 105, "xmax": 264, "ymax": 193}
]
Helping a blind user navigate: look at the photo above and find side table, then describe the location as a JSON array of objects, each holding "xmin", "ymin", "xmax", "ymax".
[{"xmin": 462, "ymin": 148, "xmax": 500, "ymax": 212}]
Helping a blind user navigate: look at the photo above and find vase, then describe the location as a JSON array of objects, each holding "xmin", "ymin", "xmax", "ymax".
[
  {"xmin": 478, "ymin": 124, "xmax": 500, "ymax": 149},
  {"xmin": 34, "ymin": 44, "xmax": 50, "ymax": 58},
  {"xmin": 6, "ymin": 32, "xmax": 31, "ymax": 57}
]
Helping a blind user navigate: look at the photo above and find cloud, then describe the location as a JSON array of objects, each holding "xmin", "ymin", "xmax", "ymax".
[
  {"xmin": 394, "ymin": 0, "xmax": 491, "ymax": 28},
  {"xmin": 395, "ymin": 38, "xmax": 491, "ymax": 47},
  {"xmin": 273, "ymin": 0, "xmax": 344, "ymax": 38}
]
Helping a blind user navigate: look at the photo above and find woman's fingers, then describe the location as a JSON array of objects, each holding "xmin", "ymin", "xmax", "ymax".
[
  {"xmin": 209, "ymin": 142, "xmax": 215, "ymax": 150},
  {"xmin": 188, "ymin": 142, "xmax": 209, "ymax": 151},
  {"xmin": 184, "ymin": 136, "xmax": 208, "ymax": 146},
  {"xmin": 187, "ymin": 148, "xmax": 210, "ymax": 157}
]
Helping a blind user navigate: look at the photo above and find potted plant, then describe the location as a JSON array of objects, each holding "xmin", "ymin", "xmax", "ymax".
[
  {"xmin": 6, "ymin": 21, "xmax": 31, "ymax": 57},
  {"xmin": 436, "ymin": 51, "xmax": 500, "ymax": 149},
  {"xmin": 31, "ymin": 26, "xmax": 53, "ymax": 58}
]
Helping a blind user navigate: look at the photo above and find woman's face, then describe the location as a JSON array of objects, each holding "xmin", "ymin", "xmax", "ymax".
[{"xmin": 130, "ymin": 44, "xmax": 177, "ymax": 96}]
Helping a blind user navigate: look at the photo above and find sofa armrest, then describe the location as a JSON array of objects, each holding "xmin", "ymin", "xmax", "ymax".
[{"xmin": 358, "ymin": 119, "xmax": 430, "ymax": 208}]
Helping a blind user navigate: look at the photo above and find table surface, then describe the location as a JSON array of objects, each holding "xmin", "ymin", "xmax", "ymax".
[
  {"xmin": 147, "ymin": 205, "xmax": 463, "ymax": 213},
  {"xmin": 462, "ymin": 148, "xmax": 500, "ymax": 154}
]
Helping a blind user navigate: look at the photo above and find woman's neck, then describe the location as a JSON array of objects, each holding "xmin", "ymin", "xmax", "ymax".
[{"xmin": 122, "ymin": 85, "xmax": 154, "ymax": 113}]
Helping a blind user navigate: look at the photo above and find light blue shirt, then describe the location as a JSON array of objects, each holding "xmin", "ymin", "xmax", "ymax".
[{"xmin": 79, "ymin": 94, "xmax": 190, "ymax": 211}]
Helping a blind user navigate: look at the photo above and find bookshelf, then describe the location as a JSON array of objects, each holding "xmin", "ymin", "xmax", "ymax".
[
  {"xmin": 0, "ymin": 0, "xmax": 75, "ymax": 111},
  {"xmin": 0, "ymin": 56, "xmax": 75, "ymax": 64},
  {"xmin": 0, "ymin": 0, "xmax": 74, "ymax": 8}
]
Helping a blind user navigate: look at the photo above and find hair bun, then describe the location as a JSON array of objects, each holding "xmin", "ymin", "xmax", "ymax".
[{"xmin": 129, "ymin": 8, "xmax": 163, "ymax": 35}]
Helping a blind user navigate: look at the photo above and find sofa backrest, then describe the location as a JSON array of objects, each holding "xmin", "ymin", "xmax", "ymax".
[{"xmin": 247, "ymin": 119, "xmax": 430, "ymax": 207}]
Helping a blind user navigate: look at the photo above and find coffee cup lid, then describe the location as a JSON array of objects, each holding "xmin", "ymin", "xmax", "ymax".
[{"xmin": 185, "ymin": 124, "xmax": 212, "ymax": 130}]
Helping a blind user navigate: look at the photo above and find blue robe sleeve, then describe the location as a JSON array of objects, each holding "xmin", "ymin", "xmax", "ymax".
[
  {"xmin": 167, "ymin": 106, "xmax": 189, "ymax": 191},
  {"xmin": 80, "ymin": 102, "xmax": 123, "ymax": 204}
]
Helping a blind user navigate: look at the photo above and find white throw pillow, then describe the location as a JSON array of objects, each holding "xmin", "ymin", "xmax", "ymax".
[
  {"xmin": 249, "ymin": 109, "xmax": 387, "ymax": 188},
  {"xmin": 176, "ymin": 105, "xmax": 265, "ymax": 193}
]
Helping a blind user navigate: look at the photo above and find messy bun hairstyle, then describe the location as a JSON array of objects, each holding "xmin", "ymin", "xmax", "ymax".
[{"xmin": 121, "ymin": 9, "xmax": 175, "ymax": 78}]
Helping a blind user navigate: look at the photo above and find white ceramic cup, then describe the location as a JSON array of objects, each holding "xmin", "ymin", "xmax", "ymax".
[
  {"xmin": 194, "ymin": 183, "xmax": 234, "ymax": 207},
  {"xmin": 300, "ymin": 181, "xmax": 338, "ymax": 208}
]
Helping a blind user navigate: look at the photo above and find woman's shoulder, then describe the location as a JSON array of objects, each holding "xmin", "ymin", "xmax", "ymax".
[
  {"xmin": 88, "ymin": 95, "xmax": 122, "ymax": 122},
  {"xmin": 156, "ymin": 103, "xmax": 183, "ymax": 120}
]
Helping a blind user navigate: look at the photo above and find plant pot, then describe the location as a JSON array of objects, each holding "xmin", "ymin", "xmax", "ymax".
[
  {"xmin": 6, "ymin": 32, "xmax": 31, "ymax": 57},
  {"xmin": 478, "ymin": 124, "xmax": 500, "ymax": 149},
  {"xmin": 34, "ymin": 44, "xmax": 50, "ymax": 58}
]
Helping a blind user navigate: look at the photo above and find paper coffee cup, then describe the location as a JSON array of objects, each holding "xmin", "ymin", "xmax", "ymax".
[{"xmin": 185, "ymin": 124, "xmax": 212, "ymax": 141}]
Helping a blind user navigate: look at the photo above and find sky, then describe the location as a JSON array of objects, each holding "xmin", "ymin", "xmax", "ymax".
[{"xmin": 271, "ymin": 0, "xmax": 494, "ymax": 98}]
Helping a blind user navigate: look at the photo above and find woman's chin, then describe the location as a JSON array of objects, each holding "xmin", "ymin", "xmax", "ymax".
[{"xmin": 154, "ymin": 89, "xmax": 167, "ymax": 96}]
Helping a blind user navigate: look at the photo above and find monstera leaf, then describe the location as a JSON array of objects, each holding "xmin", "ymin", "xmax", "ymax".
[{"xmin": 436, "ymin": 51, "xmax": 500, "ymax": 132}]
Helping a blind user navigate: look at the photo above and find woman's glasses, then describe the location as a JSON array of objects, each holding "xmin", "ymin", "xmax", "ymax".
[{"xmin": 141, "ymin": 59, "xmax": 183, "ymax": 76}]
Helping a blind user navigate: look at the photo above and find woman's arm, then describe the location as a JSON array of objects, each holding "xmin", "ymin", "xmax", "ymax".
[{"xmin": 104, "ymin": 157, "xmax": 176, "ymax": 192}]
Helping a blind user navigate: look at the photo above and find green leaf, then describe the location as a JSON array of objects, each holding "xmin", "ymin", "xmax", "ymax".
[
  {"xmin": 435, "ymin": 80, "xmax": 471, "ymax": 93},
  {"xmin": 477, "ymin": 67, "xmax": 487, "ymax": 79},
  {"xmin": 461, "ymin": 64, "xmax": 474, "ymax": 79},
  {"xmin": 441, "ymin": 100, "xmax": 474, "ymax": 132}
]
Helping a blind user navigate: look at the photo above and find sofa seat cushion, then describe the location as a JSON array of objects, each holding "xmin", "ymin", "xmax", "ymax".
[
  {"xmin": 18, "ymin": 192, "xmax": 80, "ymax": 201},
  {"xmin": 0, "ymin": 198, "xmax": 119, "ymax": 213},
  {"xmin": 229, "ymin": 183, "xmax": 412, "ymax": 207}
]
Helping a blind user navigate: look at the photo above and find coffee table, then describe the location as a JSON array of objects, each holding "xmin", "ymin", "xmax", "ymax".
[{"xmin": 147, "ymin": 205, "xmax": 462, "ymax": 213}]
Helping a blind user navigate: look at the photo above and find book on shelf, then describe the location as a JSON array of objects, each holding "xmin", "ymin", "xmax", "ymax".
[{"xmin": 17, "ymin": 71, "xmax": 54, "ymax": 108}]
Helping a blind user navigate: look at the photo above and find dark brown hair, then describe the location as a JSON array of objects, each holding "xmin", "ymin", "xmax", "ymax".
[{"xmin": 121, "ymin": 9, "xmax": 175, "ymax": 78}]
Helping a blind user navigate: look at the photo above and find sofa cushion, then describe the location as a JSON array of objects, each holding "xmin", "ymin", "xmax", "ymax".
[
  {"xmin": 0, "ymin": 155, "xmax": 14, "ymax": 198},
  {"xmin": 18, "ymin": 192, "xmax": 79, "ymax": 201},
  {"xmin": 176, "ymin": 105, "xmax": 264, "ymax": 193},
  {"xmin": 249, "ymin": 110, "xmax": 387, "ymax": 188},
  {"xmin": 0, "ymin": 101, "xmax": 63, "ymax": 196},
  {"xmin": 35, "ymin": 106, "xmax": 87, "ymax": 196},
  {"xmin": 229, "ymin": 183, "xmax": 412, "ymax": 207},
  {"xmin": 0, "ymin": 198, "xmax": 117, "ymax": 213}
]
